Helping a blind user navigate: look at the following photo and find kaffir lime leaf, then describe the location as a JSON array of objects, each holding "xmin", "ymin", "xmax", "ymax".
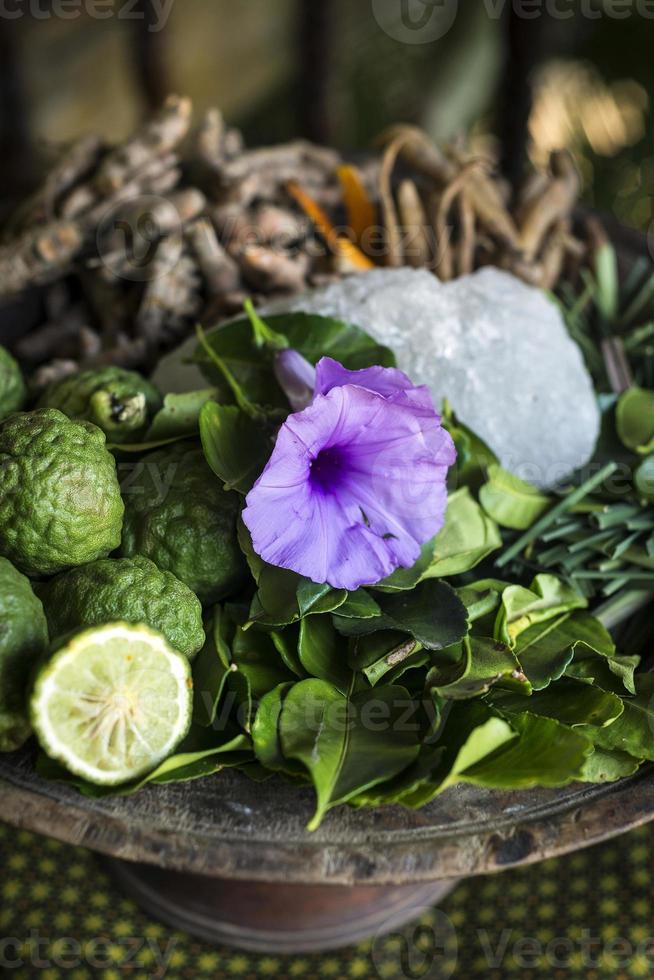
[
  {"xmin": 39, "ymin": 556, "xmax": 205, "ymax": 660},
  {"xmin": 31, "ymin": 622, "xmax": 192, "ymax": 785},
  {"xmin": 0, "ymin": 556, "xmax": 49, "ymax": 751},
  {"xmin": 0, "ymin": 345, "xmax": 26, "ymax": 421},
  {"xmin": 0, "ymin": 409, "xmax": 124, "ymax": 576},
  {"xmin": 38, "ymin": 366, "xmax": 162, "ymax": 444},
  {"xmin": 120, "ymin": 443, "xmax": 246, "ymax": 605}
]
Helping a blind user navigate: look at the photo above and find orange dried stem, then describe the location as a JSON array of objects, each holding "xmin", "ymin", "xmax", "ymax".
[
  {"xmin": 287, "ymin": 180, "xmax": 374, "ymax": 271},
  {"xmin": 336, "ymin": 164, "xmax": 377, "ymax": 244}
]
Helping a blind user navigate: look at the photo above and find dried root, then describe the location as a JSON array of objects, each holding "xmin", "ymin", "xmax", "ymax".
[
  {"xmin": 94, "ymin": 95, "xmax": 193, "ymax": 196},
  {"xmin": 373, "ymin": 126, "xmax": 590, "ymax": 291},
  {"xmin": 0, "ymin": 96, "xmax": 347, "ymax": 374},
  {"xmin": 8, "ymin": 135, "xmax": 104, "ymax": 232},
  {"xmin": 517, "ymin": 151, "xmax": 581, "ymax": 261},
  {"xmin": 397, "ymin": 180, "xmax": 431, "ymax": 269},
  {"xmin": 136, "ymin": 235, "xmax": 202, "ymax": 346},
  {"xmin": 0, "ymin": 221, "xmax": 83, "ymax": 296},
  {"xmin": 31, "ymin": 359, "xmax": 79, "ymax": 391},
  {"xmin": 185, "ymin": 219, "xmax": 240, "ymax": 296},
  {"xmin": 238, "ymin": 245, "xmax": 310, "ymax": 294},
  {"xmin": 0, "ymin": 100, "xmax": 590, "ymax": 380}
]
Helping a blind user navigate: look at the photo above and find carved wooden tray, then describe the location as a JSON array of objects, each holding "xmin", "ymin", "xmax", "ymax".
[{"xmin": 2, "ymin": 746, "xmax": 653, "ymax": 886}]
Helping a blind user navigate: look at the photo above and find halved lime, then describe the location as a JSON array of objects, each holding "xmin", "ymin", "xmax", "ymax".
[{"xmin": 31, "ymin": 623, "xmax": 193, "ymax": 785}]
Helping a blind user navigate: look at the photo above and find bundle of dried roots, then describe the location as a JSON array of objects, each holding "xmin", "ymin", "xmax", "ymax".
[{"xmin": 0, "ymin": 98, "xmax": 596, "ymax": 386}]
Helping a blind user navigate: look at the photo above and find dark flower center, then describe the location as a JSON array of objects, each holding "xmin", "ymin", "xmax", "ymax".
[{"xmin": 310, "ymin": 446, "xmax": 348, "ymax": 493}]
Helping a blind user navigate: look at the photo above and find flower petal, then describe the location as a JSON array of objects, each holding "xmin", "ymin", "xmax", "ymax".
[
  {"xmin": 274, "ymin": 349, "xmax": 316, "ymax": 411},
  {"xmin": 315, "ymin": 356, "xmax": 416, "ymax": 399},
  {"xmin": 314, "ymin": 356, "xmax": 453, "ymax": 462},
  {"xmin": 243, "ymin": 384, "xmax": 455, "ymax": 590}
]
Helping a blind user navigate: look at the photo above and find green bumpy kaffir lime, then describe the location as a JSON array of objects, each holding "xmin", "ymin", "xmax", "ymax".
[
  {"xmin": 0, "ymin": 345, "xmax": 26, "ymax": 421},
  {"xmin": 38, "ymin": 366, "xmax": 162, "ymax": 444},
  {"xmin": 120, "ymin": 443, "xmax": 246, "ymax": 605},
  {"xmin": 39, "ymin": 556, "xmax": 205, "ymax": 660},
  {"xmin": 0, "ymin": 409, "xmax": 124, "ymax": 577},
  {"xmin": 0, "ymin": 556, "xmax": 49, "ymax": 751}
]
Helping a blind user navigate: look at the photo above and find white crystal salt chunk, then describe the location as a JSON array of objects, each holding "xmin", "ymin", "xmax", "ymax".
[{"xmin": 153, "ymin": 267, "xmax": 600, "ymax": 489}]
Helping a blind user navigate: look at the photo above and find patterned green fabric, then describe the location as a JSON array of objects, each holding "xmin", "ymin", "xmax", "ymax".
[{"xmin": 1, "ymin": 820, "xmax": 653, "ymax": 978}]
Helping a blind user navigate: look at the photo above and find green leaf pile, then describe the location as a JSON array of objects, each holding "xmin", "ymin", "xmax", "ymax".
[{"xmin": 19, "ymin": 305, "xmax": 654, "ymax": 830}]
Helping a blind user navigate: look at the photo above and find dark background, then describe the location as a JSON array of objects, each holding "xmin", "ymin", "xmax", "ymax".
[{"xmin": 0, "ymin": 0, "xmax": 652, "ymax": 230}]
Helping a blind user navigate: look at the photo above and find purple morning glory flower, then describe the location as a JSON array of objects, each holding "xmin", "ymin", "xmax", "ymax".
[{"xmin": 242, "ymin": 356, "xmax": 456, "ymax": 591}]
